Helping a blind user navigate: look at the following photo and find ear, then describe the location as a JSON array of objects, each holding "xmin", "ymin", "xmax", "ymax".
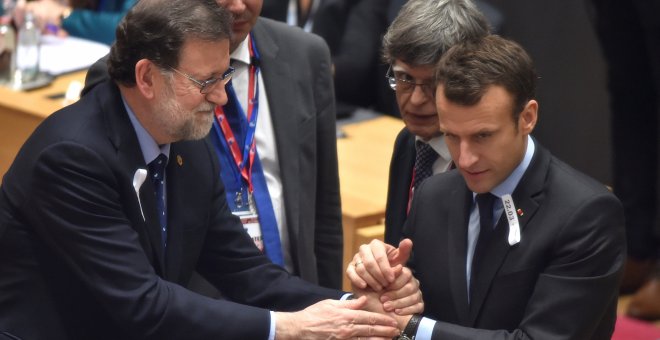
[
  {"xmin": 134, "ymin": 59, "xmax": 158, "ymax": 99},
  {"xmin": 519, "ymin": 99, "xmax": 538, "ymax": 135}
]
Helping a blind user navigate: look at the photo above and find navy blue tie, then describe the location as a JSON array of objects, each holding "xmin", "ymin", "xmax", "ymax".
[
  {"xmin": 470, "ymin": 192, "xmax": 497, "ymax": 300},
  {"xmin": 148, "ymin": 154, "xmax": 168, "ymax": 252}
]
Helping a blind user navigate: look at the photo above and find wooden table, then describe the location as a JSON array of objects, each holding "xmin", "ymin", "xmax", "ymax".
[
  {"xmin": 0, "ymin": 70, "xmax": 86, "ymax": 177},
  {"xmin": 336, "ymin": 115, "xmax": 404, "ymax": 289}
]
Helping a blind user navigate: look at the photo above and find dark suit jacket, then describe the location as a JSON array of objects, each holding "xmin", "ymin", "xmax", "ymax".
[
  {"xmin": 0, "ymin": 80, "xmax": 342, "ymax": 340},
  {"xmin": 83, "ymin": 17, "xmax": 343, "ymax": 290},
  {"xmin": 404, "ymin": 143, "xmax": 625, "ymax": 339},
  {"xmin": 384, "ymin": 127, "xmax": 415, "ymax": 246},
  {"xmin": 251, "ymin": 18, "xmax": 343, "ymax": 289}
]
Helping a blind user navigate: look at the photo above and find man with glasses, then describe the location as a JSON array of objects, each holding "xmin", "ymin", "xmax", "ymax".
[
  {"xmin": 0, "ymin": 0, "xmax": 416, "ymax": 338},
  {"xmin": 382, "ymin": 0, "xmax": 490, "ymax": 246}
]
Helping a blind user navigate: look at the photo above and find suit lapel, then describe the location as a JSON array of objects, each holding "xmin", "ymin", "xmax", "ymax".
[
  {"xmin": 252, "ymin": 20, "xmax": 303, "ymax": 255},
  {"xmin": 101, "ymin": 81, "xmax": 166, "ymax": 275},
  {"xmin": 447, "ymin": 183, "xmax": 472, "ymax": 325},
  {"xmin": 467, "ymin": 140, "xmax": 549, "ymax": 324}
]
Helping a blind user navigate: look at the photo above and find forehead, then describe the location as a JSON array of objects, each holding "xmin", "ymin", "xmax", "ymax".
[
  {"xmin": 216, "ymin": 0, "xmax": 263, "ymax": 8},
  {"xmin": 178, "ymin": 38, "xmax": 230, "ymax": 70},
  {"xmin": 392, "ymin": 60, "xmax": 435, "ymax": 80},
  {"xmin": 436, "ymin": 85, "xmax": 515, "ymax": 130}
]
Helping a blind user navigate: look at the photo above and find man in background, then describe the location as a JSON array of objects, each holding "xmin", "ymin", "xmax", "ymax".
[{"xmin": 383, "ymin": 0, "xmax": 490, "ymax": 245}]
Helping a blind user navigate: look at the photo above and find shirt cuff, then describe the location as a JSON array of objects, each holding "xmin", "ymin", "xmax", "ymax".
[
  {"xmin": 268, "ymin": 311, "xmax": 276, "ymax": 340},
  {"xmin": 414, "ymin": 317, "xmax": 435, "ymax": 340}
]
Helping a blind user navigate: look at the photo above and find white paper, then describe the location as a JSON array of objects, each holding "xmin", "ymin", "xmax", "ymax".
[{"xmin": 39, "ymin": 35, "xmax": 110, "ymax": 75}]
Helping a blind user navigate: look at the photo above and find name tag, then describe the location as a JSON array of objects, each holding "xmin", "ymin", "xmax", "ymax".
[
  {"xmin": 234, "ymin": 210, "xmax": 264, "ymax": 252},
  {"xmin": 501, "ymin": 194, "xmax": 521, "ymax": 246},
  {"xmin": 232, "ymin": 190, "xmax": 263, "ymax": 251}
]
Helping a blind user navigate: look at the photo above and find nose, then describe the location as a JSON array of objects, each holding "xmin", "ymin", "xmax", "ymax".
[
  {"xmin": 219, "ymin": 0, "xmax": 246, "ymax": 13},
  {"xmin": 457, "ymin": 140, "xmax": 478, "ymax": 169},
  {"xmin": 205, "ymin": 82, "xmax": 229, "ymax": 107},
  {"xmin": 409, "ymin": 84, "xmax": 430, "ymax": 106}
]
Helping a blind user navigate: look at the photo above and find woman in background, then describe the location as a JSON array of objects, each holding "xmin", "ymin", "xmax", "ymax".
[{"xmin": 13, "ymin": 0, "xmax": 135, "ymax": 45}]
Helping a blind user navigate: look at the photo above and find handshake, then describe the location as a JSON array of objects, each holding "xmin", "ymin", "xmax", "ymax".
[{"xmin": 275, "ymin": 239, "xmax": 422, "ymax": 340}]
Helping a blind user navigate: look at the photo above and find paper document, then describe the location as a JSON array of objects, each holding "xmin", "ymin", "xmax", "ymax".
[{"xmin": 39, "ymin": 35, "xmax": 110, "ymax": 76}]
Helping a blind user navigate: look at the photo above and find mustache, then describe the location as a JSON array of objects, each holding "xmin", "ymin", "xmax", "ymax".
[
  {"xmin": 232, "ymin": 12, "xmax": 252, "ymax": 23},
  {"xmin": 198, "ymin": 105, "xmax": 215, "ymax": 112}
]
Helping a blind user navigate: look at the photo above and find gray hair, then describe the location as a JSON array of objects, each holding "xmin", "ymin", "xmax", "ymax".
[
  {"xmin": 108, "ymin": 0, "xmax": 232, "ymax": 86},
  {"xmin": 382, "ymin": 0, "xmax": 490, "ymax": 66}
]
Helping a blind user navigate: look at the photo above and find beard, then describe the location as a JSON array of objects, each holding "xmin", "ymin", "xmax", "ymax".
[{"xmin": 155, "ymin": 82, "xmax": 215, "ymax": 142}]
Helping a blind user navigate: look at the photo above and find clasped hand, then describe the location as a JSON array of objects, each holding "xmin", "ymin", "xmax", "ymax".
[{"xmin": 275, "ymin": 239, "xmax": 423, "ymax": 339}]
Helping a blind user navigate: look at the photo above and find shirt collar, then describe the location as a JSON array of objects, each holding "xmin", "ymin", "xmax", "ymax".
[
  {"xmin": 415, "ymin": 134, "xmax": 451, "ymax": 164},
  {"xmin": 489, "ymin": 135, "xmax": 535, "ymax": 198},
  {"xmin": 122, "ymin": 95, "xmax": 170, "ymax": 164},
  {"xmin": 230, "ymin": 35, "xmax": 251, "ymax": 66}
]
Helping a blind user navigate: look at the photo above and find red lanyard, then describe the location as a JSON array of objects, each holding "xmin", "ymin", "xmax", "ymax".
[{"xmin": 214, "ymin": 35, "xmax": 260, "ymax": 192}]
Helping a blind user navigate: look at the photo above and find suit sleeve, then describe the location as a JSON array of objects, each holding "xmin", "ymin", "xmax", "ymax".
[
  {"xmin": 421, "ymin": 193, "xmax": 625, "ymax": 340},
  {"xmin": 309, "ymin": 34, "xmax": 344, "ymax": 290},
  {"xmin": 384, "ymin": 128, "xmax": 413, "ymax": 246}
]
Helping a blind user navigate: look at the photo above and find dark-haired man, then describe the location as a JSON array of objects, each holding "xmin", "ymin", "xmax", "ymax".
[
  {"xmin": 86, "ymin": 0, "xmax": 344, "ymax": 291},
  {"xmin": 349, "ymin": 35, "xmax": 625, "ymax": 339}
]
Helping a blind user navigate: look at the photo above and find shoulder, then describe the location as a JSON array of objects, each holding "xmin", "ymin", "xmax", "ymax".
[
  {"xmin": 391, "ymin": 128, "xmax": 415, "ymax": 161},
  {"xmin": 253, "ymin": 18, "xmax": 330, "ymax": 56},
  {"xmin": 416, "ymin": 169, "xmax": 464, "ymax": 199}
]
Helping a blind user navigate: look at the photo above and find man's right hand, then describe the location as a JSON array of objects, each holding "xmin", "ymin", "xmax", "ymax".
[
  {"xmin": 347, "ymin": 239, "xmax": 413, "ymax": 291},
  {"xmin": 274, "ymin": 296, "xmax": 399, "ymax": 340}
]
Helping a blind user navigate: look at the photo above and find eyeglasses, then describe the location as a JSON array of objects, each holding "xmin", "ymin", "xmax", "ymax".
[
  {"xmin": 385, "ymin": 65, "xmax": 435, "ymax": 98},
  {"xmin": 169, "ymin": 66, "xmax": 235, "ymax": 94}
]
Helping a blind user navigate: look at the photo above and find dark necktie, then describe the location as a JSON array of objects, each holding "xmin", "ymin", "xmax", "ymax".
[
  {"xmin": 476, "ymin": 193, "xmax": 496, "ymax": 234},
  {"xmin": 148, "ymin": 154, "xmax": 168, "ymax": 252},
  {"xmin": 413, "ymin": 141, "xmax": 439, "ymax": 190},
  {"xmin": 470, "ymin": 192, "xmax": 497, "ymax": 300},
  {"xmin": 224, "ymin": 79, "xmax": 246, "ymax": 145}
]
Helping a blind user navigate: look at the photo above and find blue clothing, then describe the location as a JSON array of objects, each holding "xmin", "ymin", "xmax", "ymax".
[{"xmin": 62, "ymin": 0, "xmax": 136, "ymax": 45}]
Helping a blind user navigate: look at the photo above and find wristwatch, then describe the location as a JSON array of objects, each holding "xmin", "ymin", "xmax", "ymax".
[{"xmin": 395, "ymin": 314, "xmax": 421, "ymax": 340}]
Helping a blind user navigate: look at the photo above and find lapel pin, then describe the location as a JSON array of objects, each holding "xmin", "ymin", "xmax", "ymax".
[
  {"xmin": 517, "ymin": 208, "xmax": 524, "ymax": 216},
  {"xmin": 177, "ymin": 155, "xmax": 183, "ymax": 166}
]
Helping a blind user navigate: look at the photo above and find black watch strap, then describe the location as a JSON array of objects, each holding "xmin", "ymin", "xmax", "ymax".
[{"xmin": 396, "ymin": 314, "xmax": 421, "ymax": 340}]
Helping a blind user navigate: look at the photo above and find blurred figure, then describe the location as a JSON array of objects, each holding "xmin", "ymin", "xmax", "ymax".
[
  {"xmin": 590, "ymin": 0, "xmax": 660, "ymax": 321},
  {"xmin": 260, "ymin": 0, "xmax": 356, "ymax": 62},
  {"xmin": 261, "ymin": 0, "xmax": 319, "ymax": 32},
  {"xmin": 13, "ymin": 0, "xmax": 135, "ymax": 45}
]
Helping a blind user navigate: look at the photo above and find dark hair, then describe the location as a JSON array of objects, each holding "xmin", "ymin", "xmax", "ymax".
[
  {"xmin": 382, "ymin": 0, "xmax": 490, "ymax": 66},
  {"xmin": 435, "ymin": 34, "xmax": 537, "ymax": 121},
  {"xmin": 108, "ymin": 0, "xmax": 233, "ymax": 86}
]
